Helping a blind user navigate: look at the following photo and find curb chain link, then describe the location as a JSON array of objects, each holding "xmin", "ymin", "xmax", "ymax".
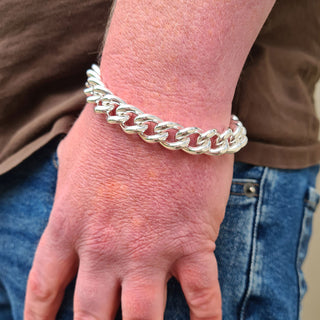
[{"xmin": 85, "ymin": 65, "xmax": 248, "ymax": 155}]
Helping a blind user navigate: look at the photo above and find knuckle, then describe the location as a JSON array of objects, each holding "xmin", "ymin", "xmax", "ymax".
[
  {"xmin": 76, "ymin": 223, "xmax": 120, "ymax": 262},
  {"xmin": 189, "ymin": 288, "xmax": 212, "ymax": 307},
  {"xmin": 78, "ymin": 233, "xmax": 116, "ymax": 263},
  {"xmin": 27, "ymin": 268, "xmax": 55, "ymax": 302},
  {"xmin": 188, "ymin": 288, "xmax": 221, "ymax": 319}
]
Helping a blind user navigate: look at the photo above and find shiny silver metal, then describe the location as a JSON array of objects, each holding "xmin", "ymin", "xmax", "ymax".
[
  {"xmin": 243, "ymin": 182, "xmax": 257, "ymax": 197},
  {"xmin": 84, "ymin": 64, "xmax": 248, "ymax": 156}
]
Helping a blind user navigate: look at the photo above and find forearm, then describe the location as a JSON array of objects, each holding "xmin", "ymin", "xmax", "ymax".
[{"xmin": 100, "ymin": 0, "xmax": 275, "ymax": 131}]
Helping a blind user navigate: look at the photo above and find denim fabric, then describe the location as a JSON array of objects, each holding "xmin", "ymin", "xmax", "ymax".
[{"xmin": 0, "ymin": 140, "xmax": 319, "ymax": 320}]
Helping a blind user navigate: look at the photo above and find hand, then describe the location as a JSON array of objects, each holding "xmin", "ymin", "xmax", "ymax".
[{"xmin": 24, "ymin": 105, "xmax": 233, "ymax": 319}]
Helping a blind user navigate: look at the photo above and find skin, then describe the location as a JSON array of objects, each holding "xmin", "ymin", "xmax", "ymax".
[{"xmin": 24, "ymin": 1, "xmax": 275, "ymax": 319}]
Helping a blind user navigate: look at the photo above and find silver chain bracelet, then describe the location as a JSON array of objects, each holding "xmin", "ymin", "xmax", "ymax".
[{"xmin": 84, "ymin": 64, "xmax": 248, "ymax": 155}]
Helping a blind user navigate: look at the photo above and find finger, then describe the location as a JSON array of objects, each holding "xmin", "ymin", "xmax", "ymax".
[
  {"xmin": 24, "ymin": 229, "xmax": 77, "ymax": 320},
  {"xmin": 121, "ymin": 273, "xmax": 167, "ymax": 320},
  {"xmin": 73, "ymin": 262, "xmax": 120, "ymax": 319},
  {"xmin": 174, "ymin": 253, "xmax": 222, "ymax": 320}
]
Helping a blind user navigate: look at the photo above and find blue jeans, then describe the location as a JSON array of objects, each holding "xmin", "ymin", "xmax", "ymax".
[{"xmin": 0, "ymin": 140, "xmax": 319, "ymax": 320}]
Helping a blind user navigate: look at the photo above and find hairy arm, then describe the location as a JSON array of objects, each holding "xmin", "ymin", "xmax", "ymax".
[{"xmin": 24, "ymin": 1, "xmax": 275, "ymax": 319}]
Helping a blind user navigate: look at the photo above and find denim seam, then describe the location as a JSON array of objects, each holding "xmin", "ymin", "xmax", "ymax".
[
  {"xmin": 295, "ymin": 198, "xmax": 309, "ymax": 320},
  {"xmin": 239, "ymin": 166, "xmax": 269, "ymax": 320},
  {"xmin": 304, "ymin": 199, "xmax": 318, "ymax": 209}
]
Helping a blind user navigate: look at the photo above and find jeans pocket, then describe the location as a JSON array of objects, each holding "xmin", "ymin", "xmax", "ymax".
[
  {"xmin": 216, "ymin": 177, "xmax": 261, "ymax": 319},
  {"xmin": 296, "ymin": 186, "xmax": 320, "ymax": 308}
]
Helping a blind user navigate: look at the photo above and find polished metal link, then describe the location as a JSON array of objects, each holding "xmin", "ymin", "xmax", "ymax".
[{"xmin": 85, "ymin": 65, "xmax": 248, "ymax": 155}]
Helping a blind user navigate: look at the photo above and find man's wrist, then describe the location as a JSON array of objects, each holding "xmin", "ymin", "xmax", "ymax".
[
  {"xmin": 100, "ymin": 0, "xmax": 275, "ymax": 132},
  {"xmin": 85, "ymin": 65, "xmax": 247, "ymax": 155}
]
